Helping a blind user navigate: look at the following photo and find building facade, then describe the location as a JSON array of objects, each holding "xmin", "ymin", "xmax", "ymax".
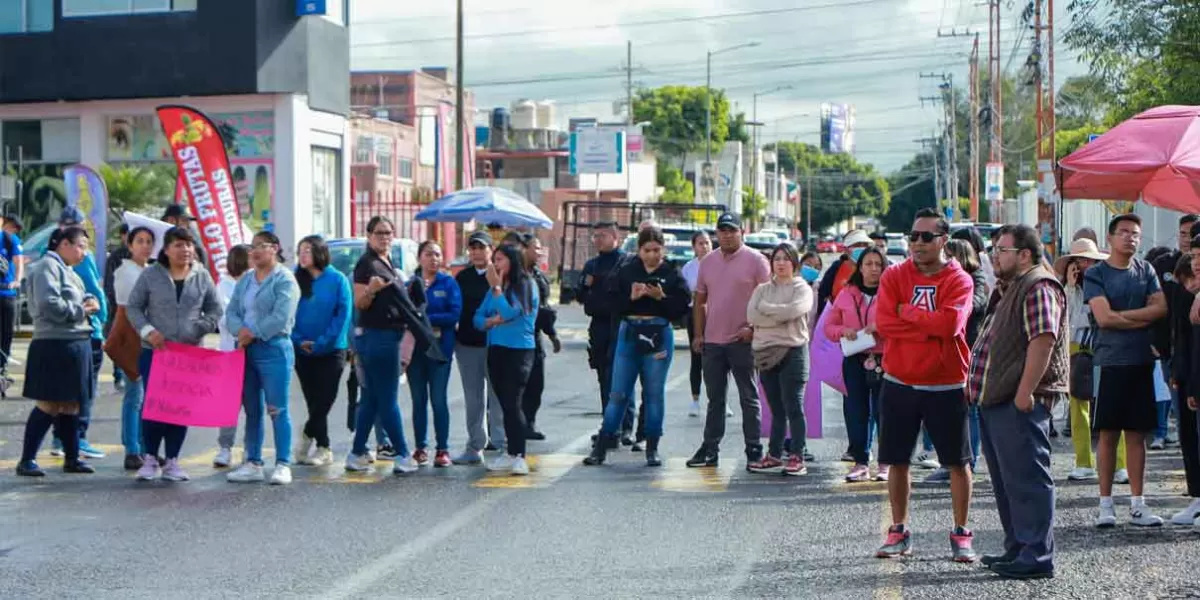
[{"xmin": 0, "ymin": 0, "xmax": 351, "ymax": 253}]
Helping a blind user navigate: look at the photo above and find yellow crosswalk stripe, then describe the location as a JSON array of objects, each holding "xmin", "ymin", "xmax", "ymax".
[
  {"xmin": 472, "ymin": 454, "xmax": 583, "ymax": 489},
  {"xmin": 651, "ymin": 458, "xmax": 736, "ymax": 493}
]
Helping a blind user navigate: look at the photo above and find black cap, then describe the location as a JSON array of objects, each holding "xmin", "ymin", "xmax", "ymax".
[
  {"xmin": 716, "ymin": 212, "xmax": 741, "ymax": 230},
  {"xmin": 162, "ymin": 204, "xmax": 195, "ymax": 221},
  {"xmin": 467, "ymin": 231, "xmax": 493, "ymax": 247},
  {"xmin": 3, "ymin": 214, "xmax": 22, "ymax": 231},
  {"xmin": 58, "ymin": 206, "xmax": 85, "ymax": 226}
]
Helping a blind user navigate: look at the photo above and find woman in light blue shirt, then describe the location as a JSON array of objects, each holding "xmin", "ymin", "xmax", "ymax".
[
  {"xmin": 225, "ymin": 231, "xmax": 300, "ymax": 486},
  {"xmin": 473, "ymin": 244, "xmax": 538, "ymax": 476}
]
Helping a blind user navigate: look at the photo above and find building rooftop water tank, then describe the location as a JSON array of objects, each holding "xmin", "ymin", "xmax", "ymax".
[
  {"xmin": 511, "ymin": 100, "xmax": 537, "ymax": 130},
  {"xmin": 536, "ymin": 100, "xmax": 557, "ymax": 131}
]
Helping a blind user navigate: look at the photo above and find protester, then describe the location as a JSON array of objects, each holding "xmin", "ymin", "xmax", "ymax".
[
  {"xmin": 825, "ymin": 246, "xmax": 888, "ymax": 482},
  {"xmin": 578, "ymin": 222, "xmax": 636, "ymax": 444},
  {"xmin": 800, "ymin": 251, "xmax": 823, "ymax": 286},
  {"xmin": 583, "ymin": 227, "xmax": 689, "ymax": 467},
  {"xmin": 873, "ymin": 208, "xmax": 976, "ymax": 562},
  {"xmin": 0, "ymin": 213, "xmax": 24, "ymax": 387},
  {"xmin": 14, "ymin": 227, "xmax": 100, "ymax": 477},
  {"xmin": 817, "ymin": 229, "xmax": 873, "ymax": 314},
  {"xmin": 1171, "ymin": 247, "xmax": 1200, "ymax": 528},
  {"xmin": 681, "ymin": 231, "xmax": 713, "ymax": 417},
  {"xmin": 475, "ymin": 244, "xmax": 539, "ymax": 475},
  {"xmin": 951, "ymin": 226, "xmax": 995, "ymax": 293},
  {"xmin": 213, "ymin": 245, "xmax": 251, "ymax": 468},
  {"xmin": 1085, "ymin": 213, "xmax": 1167, "ymax": 527},
  {"xmin": 162, "ymin": 204, "xmax": 206, "ymax": 268},
  {"xmin": 126, "ymin": 227, "xmax": 223, "ymax": 482},
  {"xmin": 291, "ymin": 235, "xmax": 353, "ymax": 468},
  {"xmin": 407, "ymin": 240, "xmax": 462, "ymax": 468},
  {"xmin": 515, "ymin": 233, "xmax": 558, "ymax": 441},
  {"xmin": 109, "ymin": 226, "xmax": 155, "ymax": 470},
  {"xmin": 223, "ymin": 231, "xmax": 301, "ymax": 485},
  {"xmin": 969, "ymin": 224, "xmax": 1066, "ymax": 580},
  {"xmin": 923, "ymin": 239, "xmax": 988, "ymax": 484},
  {"xmin": 746, "ymin": 243, "xmax": 814, "ymax": 476},
  {"xmin": 686, "ymin": 212, "xmax": 771, "ymax": 468},
  {"xmin": 346, "ymin": 216, "xmax": 439, "ymax": 475},
  {"xmin": 50, "ymin": 207, "xmax": 107, "ymax": 460},
  {"xmin": 452, "ymin": 231, "xmax": 505, "ymax": 464}
]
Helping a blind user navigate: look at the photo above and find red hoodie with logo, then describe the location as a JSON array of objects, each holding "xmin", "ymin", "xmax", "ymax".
[{"xmin": 874, "ymin": 258, "xmax": 973, "ymax": 387}]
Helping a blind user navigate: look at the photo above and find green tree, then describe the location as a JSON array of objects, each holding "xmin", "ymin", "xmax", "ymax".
[
  {"xmin": 769, "ymin": 141, "xmax": 890, "ymax": 233},
  {"xmin": 99, "ymin": 163, "xmax": 177, "ymax": 224},
  {"xmin": 633, "ymin": 85, "xmax": 749, "ymax": 167},
  {"xmin": 884, "ymin": 152, "xmax": 940, "ymax": 231},
  {"xmin": 657, "ymin": 158, "xmax": 694, "ymax": 204},
  {"xmin": 740, "ymin": 186, "xmax": 765, "ymax": 225}
]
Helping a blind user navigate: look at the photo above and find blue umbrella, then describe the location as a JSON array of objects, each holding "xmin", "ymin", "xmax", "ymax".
[{"xmin": 415, "ymin": 186, "xmax": 554, "ymax": 229}]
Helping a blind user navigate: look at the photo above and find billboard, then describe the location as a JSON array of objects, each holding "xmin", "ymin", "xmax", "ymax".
[
  {"xmin": 820, "ymin": 103, "xmax": 856, "ymax": 154},
  {"xmin": 695, "ymin": 161, "xmax": 718, "ymax": 204}
]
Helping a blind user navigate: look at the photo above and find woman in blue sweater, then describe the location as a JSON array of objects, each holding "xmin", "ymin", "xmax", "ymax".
[
  {"xmin": 291, "ymin": 235, "xmax": 353, "ymax": 467},
  {"xmin": 474, "ymin": 244, "xmax": 539, "ymax": 476},
  {"xmin": 408, "ymin": 241, "xmax": 462, "ymax": 468}
]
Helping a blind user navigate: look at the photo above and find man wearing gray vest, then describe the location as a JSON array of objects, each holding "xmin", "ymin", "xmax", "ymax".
[{"xmin": 968, "ymin": 224, "xmax": 1066, "ymax": 580}]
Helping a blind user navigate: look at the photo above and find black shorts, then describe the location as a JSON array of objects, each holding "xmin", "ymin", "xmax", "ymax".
[
  {"xmin": 1094, "ymin": 364, "xmax": 1156, "ymax": 433},
  {"xmin": 877, "ymin": 380, "xmax": 971, "ymax": 467}
]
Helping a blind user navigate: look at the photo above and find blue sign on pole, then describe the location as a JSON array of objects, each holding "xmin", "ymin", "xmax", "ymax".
[
  {"xmin": 1088, "ymin": 133, "xmax": 1102, "ymax": 143},
  {"xmin": 296, "ymin": 0, "xmax": 327, "ymax": 16}
]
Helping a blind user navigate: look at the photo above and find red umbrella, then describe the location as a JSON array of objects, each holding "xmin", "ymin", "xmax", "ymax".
[{"xmin": 1059, "ymin": 105, "xmax": 1200, "ymax": 213}]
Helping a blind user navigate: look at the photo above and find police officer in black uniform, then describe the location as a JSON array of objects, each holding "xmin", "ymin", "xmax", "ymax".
[{"xmin": 577, "ymin": 222, "xmax": 637, "ymax": 443}]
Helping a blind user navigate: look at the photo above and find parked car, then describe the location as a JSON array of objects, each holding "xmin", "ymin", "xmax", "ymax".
[
  {"xmin": 884, "ymin": 232, "xmax": 909, "ymax": 258},
  {"xmin": 815, "ymin": 236, "xmax": 843, "ymax": 254},
  {"xmin": 327, "ymin": 237, "xmax": 419, "ymax": 280}
]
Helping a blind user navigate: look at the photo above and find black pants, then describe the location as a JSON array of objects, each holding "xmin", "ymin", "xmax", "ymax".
[
  {"xmin": 589, "ymin": 319, "xmax": 615, "ymax": 412},
  {"xmin": 346, "ymin": 352, "xmax": 359, "ymax": 431},
  {"xmin": 684, "ymin": 311, "xmax": 702, "ymax": 398},
  {"xmin": 487, "ymin": 346, "xmax": 534, "ymax": 457},
  {"xmin": 296, "ymin": 351, "xmax": 347, "ymax": 448},
  {"xmin": 1177, "ymin": 381, "xmax": 1200, "ymax": 497},
  {"xmin": 522, "ymin": 348, "xmax": 545, "ymax": 426},
  {"xmin": 0, "ymin": 295, "xmax": 15, "ymax": 371}
]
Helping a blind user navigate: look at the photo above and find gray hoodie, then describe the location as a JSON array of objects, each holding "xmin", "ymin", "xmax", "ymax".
[
  {"xmin": 126, "ymin": 262, "xmax": 223, "ymax": 348},
  {"xmin": 28, "ymin": 252, "xmax": 94, "ymax": 340}
]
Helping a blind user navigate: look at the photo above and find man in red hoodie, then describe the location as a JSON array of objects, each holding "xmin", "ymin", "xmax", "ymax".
[{"xmin": 873, "ymin": 208, "xmax": 977, "ymax": 562}]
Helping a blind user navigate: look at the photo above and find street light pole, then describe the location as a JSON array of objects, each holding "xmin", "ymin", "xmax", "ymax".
[
  {"xmin": 704, "ymin": 42, "xmax": 759, "ymax": 166},
  {"xmin": 454, "ymin": 0, "xmax": 465, "ymax": 191},
  {"xmin": 749, "ymin": 84, "xmax": 793, "ymax": 229}
]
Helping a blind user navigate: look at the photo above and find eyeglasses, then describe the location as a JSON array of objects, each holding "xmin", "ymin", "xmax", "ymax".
[
  {"xmin": 1113, "ymin": 230, "xmax": 1141, "ymax": 240},
  {"xmin": 252, "ymin": 242, "xmax": 276, "ymax": 250},
  {"xmin": 908, "ymin": 231, "xmax": 945, "ymax": 243},
  {"xmin": 992, "ymin": 245, "xmax": 1021, "ymax": 254},
  {"xmin": 371, "ymin": 230, "xmax": 395, "ymax": 238}
]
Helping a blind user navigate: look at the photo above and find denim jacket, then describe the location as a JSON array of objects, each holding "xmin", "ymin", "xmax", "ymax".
[{"xmin": 225, "ymin": 263, "xmax": 300, "ymax": 343}]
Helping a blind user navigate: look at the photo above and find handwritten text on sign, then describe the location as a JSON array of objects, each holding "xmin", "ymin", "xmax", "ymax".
[{"xmin": 143, "ymin": 342, "xmax": 245, "ymax": 427}]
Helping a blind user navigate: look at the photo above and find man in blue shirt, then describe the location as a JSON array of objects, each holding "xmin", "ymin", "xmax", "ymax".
[
  {"xmin": 51, "ymin": 207, "xmax": 108, "ymax": 459},
  {"xmin": 0, "ymin": 214, "xmax": 24, "ymax": 386}
]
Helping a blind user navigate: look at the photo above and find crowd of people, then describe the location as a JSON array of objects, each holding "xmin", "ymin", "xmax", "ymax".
[{"xmin": 3, "ymin": 202, "xmax": 1199, "ymax": 580}]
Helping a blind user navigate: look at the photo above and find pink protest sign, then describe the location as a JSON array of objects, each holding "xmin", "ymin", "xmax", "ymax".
[{"xmin": 143, "ymin": 342, "xmax": 245, "ymax": 427}]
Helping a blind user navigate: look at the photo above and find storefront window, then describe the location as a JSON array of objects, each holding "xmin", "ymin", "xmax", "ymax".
[
  {"xmin": 312, "ymin": 147, "xmax": 341, "ymax": 237},
  {"xmin": 0, "ymin": 0, "xmax": 52, "ymax": 34},
  {"xmin": 63, "ymin": 0, "xmax": 196, "ymax": 16},
  {"xmin": 1, "ymin": 118, "xmax": 81, "ymax": 163}
]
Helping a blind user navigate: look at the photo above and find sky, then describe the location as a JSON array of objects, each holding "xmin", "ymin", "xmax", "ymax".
[{"xmin": 349, "ymin": 0, "xmax": 1088, "ymax": 174}]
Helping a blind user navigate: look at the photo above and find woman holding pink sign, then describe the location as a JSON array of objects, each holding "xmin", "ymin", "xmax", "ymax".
[{"xmin": 125, "ymin": 227, "xmax": 224, "ymax": 482}]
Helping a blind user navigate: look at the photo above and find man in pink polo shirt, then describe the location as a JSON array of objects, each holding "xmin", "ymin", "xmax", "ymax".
[{"xmin": 687, "ymin": 212, "xmax": 772, "ymax": 467}]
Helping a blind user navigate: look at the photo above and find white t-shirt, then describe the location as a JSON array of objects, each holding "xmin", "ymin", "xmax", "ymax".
[
  {"xmin": 681, "ymin": 257, "xmax": 701, "ymax": 293},
  {"xmin": 113, "ymin": 260, "xmax": 148, "ymax": 306},
  {"xmin": 217, "ymin": 274, "xmax": 239, "ymax": 351}
]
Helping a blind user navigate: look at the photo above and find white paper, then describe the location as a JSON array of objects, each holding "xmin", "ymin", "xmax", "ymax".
[{"xmin": 840, "ymin": 330, "xmax": 877, "ymax": 357}]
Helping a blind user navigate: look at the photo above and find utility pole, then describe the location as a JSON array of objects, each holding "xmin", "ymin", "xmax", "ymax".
[
  {"xmin": 988, "ymin": 0, "xmax": 1002, "ymax": 162},
  {"xmin": 454, "ymin": 0, "xmax": 465, "ymax": 191},
  {"xmin": 921, "ymin": 72, "xmax": 954, "ymax": 218},
  {"xmin": 626, "ymin": 41, "xmax": 633, "ymax": 200},
  {"xmin": 1033, "ymin": 0, "xmax": 1057, "ymax": 253},
  {"xmin": 938, "ymin": 29, "xmax": 980, "ymax": 221},
  {"xmin": 917, "ymin": 134, "xmax": 941, "ymax": 210}
]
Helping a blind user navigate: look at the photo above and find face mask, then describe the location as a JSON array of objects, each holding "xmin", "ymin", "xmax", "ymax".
[
  {"xmin": 850, "ymin": 248, "xmax": 866, "ymax": 262},
  {"xmin": 801, "ymin": 264, "xmax": 820, "ymax": 283}
]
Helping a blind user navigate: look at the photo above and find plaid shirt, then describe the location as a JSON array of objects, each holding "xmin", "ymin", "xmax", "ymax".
[{"xmin": 967, "ymin": 279, "xmax": 1064, "ymax": 404}]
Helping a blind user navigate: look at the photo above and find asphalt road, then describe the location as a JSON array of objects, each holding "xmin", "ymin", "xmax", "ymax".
[{"xmin": 0, "ymin": 304, "xmax": 1198, "ymax": 599}]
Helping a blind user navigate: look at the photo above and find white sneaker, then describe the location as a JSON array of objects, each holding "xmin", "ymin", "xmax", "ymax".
[
  {"xmin": 309, "ymin": 447, "xmax": 333, "ymax": 467},
  {"xmin": 296, "ymin": 435, "xmax": 315, "ymax": 465},
  {"xmin": 344, "ymin": 453, "xmax": 372, "ymax": 472},
  {"xmin": 392, "ymin": 456, "xmax": 418, "ymax": 475},
  {"xmin": 268, "ymin": 464, "xmax": 292, "ymax": 485},
  {"xmin": 1170, "ymin": 499, "xmax": 1200, "ymax": 525},
  {"xmin": 725, "ymin": 406, "xmax": 734, "ymax": 418},
  {"xmin": 1150, "ymin": 438, "xmax": 1165, "ymax": 450},
  {"xmin": 1114, "ymin": 469, "xmax": 1130, "ymax": 484},
  {"xmin": 511, "ymin": 456, "xmax": 530, "ymax": 476},
  {"xmin": 227, "ymin": 462, "xmax": 265, "ymax": 483},
  {"xmin": 487, "ymin": 454, "xmax": 515, "ymax": 472},
  {"xmin": 688, "ymin": 400, "xmax": 701, "ymax": 417},
  {"xmin": 1096, "ymin": 504, "xmax": 1117, "ymax": 528},
  {"xmin": 1130, "ymin": 505, "xmax": 1164, "ymax": 527},
  {"xmin": 913, "ymin": 453, "xmax": 940, "ymax": 470},
  {"xmin": 213, "ymin": 447, "xmax": 233, "ymax": 468},
  {"xmin": 1068, "ymin": 467, "xmax": 1098, "ymax": 481}
]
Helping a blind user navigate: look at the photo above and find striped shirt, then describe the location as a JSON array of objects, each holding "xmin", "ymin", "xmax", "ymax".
[{"xmin": 966, "ymin": 279, "xmax": 1063, "ymax": 404}]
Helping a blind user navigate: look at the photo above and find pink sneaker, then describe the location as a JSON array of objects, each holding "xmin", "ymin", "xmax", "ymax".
[
  {"xmin": 845, "ymin": 464, "xmax": 871, "ymax": 482},
  {"xmin": 135, "ymin": 455, "xmax": 161, "ymax": 481},
  {"xmin": 161, "ymin": 459, "xmax": 190, "ymax": 482},
  {"xmin": 874, "ymin": 465, "xmax": 890, "ymax": 482}
]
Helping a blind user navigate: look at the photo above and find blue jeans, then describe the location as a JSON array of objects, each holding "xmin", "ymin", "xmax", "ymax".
[
  {"xmin": 843, "ymin": 356, "xmax": 881, "ymax": 465},
  {"xmin": 979, "ymin": 401, "xmax": 1055, "ymax": 569},
  {"xmin": 409, "ymin": 352, "xmax": 453, "ymax": 451},
  {"xmin": 121, "ymin": 375, "xmax": 144, "ymax": 455},
  {"xmin": 243, "ymin": 337, "xmax": 295, "ymax": 465},
  {"xmin": 601, "ymin": 319, "xmax": 672, "ymax": 439},
  {"xmin": 352, "ymin": 328, "xmax": 410, "ymax": 457}
]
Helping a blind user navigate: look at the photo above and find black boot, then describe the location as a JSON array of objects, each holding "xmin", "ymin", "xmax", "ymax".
[
  {"xmin": 583, "ymin": 434, "xmax": 613, "ymax": 466},
  {"xmin": 645, "ymin": 437, "xmax": 662, "ymax": 467}
]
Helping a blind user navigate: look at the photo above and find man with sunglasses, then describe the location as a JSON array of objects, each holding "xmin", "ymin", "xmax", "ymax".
[
  {"xmin": 873, "ymin": 208, "xmax": 977, "ymax": 562},
  {"xmin": 1084, "ymin": 213, "xmax": 1167, "ymax": 528}
]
